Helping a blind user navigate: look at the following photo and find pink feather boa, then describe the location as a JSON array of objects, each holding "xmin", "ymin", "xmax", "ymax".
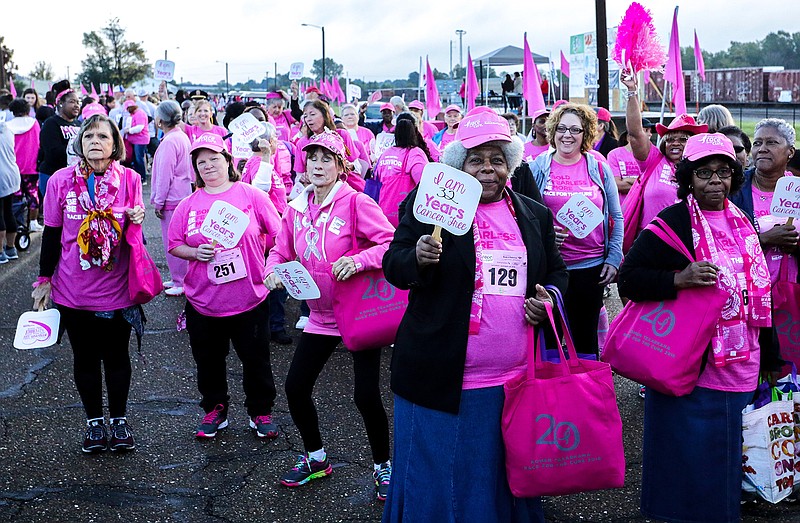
[{"xmin": 613, "ymin": 2, "xmax": 666, "ymax": 73}]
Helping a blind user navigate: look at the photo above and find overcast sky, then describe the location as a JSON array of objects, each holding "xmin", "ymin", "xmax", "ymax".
[{"xmin": 3, "ymin": 0, "xmax": 796, "ymax": 86}]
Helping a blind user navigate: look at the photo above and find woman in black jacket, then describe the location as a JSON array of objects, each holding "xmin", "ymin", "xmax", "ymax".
[
  {"xmin": 37, "ymin": 80, "xmax": 80, "ymax": 199},
  {"xmin": 382, "ymin": 108, "xmax": 567, "ymax": 523}
]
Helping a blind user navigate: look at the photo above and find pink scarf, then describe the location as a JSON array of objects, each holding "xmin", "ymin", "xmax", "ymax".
[
  {"xmin": 73, "ymin": 161, "xmax": 123, "ymax": 271},
  {"xmin": 468, "ymin": 191, "xmax": 518, "ymax": 334}
]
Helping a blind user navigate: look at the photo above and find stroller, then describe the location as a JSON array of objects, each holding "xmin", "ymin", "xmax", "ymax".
[{"xmin": 11, "ymin": 192, "xmax": 31, "ymax": 251}]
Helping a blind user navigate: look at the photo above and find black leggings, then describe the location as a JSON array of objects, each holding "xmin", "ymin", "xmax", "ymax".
[
  {"xmin": 285, "ymin": 332, "xmax": 390, "ymax": 464},
  {"xmin": 185, "ymin": 299, "xmax": 276, "ymax": 417},
  {"xmin": 0, "ymin": 195, "xmax": 15, "ymax": 232},
  {"xmin": 59, "ymin": 306, "xmax": 133, "ymax": 419},
  {"xmin": 564, "ymin": 264, "xmax": 606, "ymax": 357}
]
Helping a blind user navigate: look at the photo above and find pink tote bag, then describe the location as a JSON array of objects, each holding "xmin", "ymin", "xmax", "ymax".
[
  {"xmin": 502, "ymin": 303, "xmax": 625, "ymax": 497},
  {"xmin": 774, "ymin": 256, "xmax": 800, "ymax": 373},
  {"xmin": 602, "ymin": 217, "xmax": 728, "ymax": 396},
  {"xmin": 124, "ymin": 170, "xmax": 163, "ymax": 304}
]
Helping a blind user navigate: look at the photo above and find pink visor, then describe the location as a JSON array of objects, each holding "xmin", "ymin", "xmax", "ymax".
[
  {"xmin": 455, "ymin": 110, "xmax": 511, "ymax": 149},
  {"xmin": 683, "ymin": 133, "xmax": 736, "ymax": 162},
  {"xmin": 444, "ymin": 104, "xmax": 462, "ymax": 115},
  {"xmin": 190, "ymin": 133, "xmax": 226, "ymax": 154},
  {"xmin": 408, "ymin": 100, "xmax": 425, "ymax": 111}
]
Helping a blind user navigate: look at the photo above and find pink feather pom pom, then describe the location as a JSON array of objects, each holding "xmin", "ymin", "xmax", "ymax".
[{"xmin": 613, "ymin": 2, "xmax": 666, "ymax": 73}]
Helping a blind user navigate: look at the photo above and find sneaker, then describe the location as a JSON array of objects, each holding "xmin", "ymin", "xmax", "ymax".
[
  {"xmin": 196, "ymin": 404, "xmax": 228, "ymax": 439},
  {"xmin": 164, "ymin": 286, "xmax": 185, "ymax": 296},
  {"xmin": 249, "ymin": 414, "xmax": 278, "ymax": 439},
  {"xmin": 109, "ymin": 418, "xmax": 136, "ymax": 451},
  {"xmin": 82, "ymin": 419, "xmax": 108, "ymax": 454},
  {"xmin": 374, "ymin": 462, "xmax": 392, "ymax": 501},
  {"xmin": 271, "ymin": 330, "xmax": 292, "ymax": 345},
  {"xmin": 639, "ymin": 386, "xmax": 646, "ymax": 399},
  {"xmin": 295, "ymin": 316, "xmax": 309, "ymax": 330},
  {"xmin": 602, "ymin": 285, "xmax": 611, "ymax": 298},
  {"xmin": 280, "ymin": 455, "xmax": 332, "ymax": 487},
  {"xmin": 0, "ymin": 251, "xmax": 7, "ymax": 264},
  {"xmin": 4, "ymin": 247, "xmax": 18, "ymax": 260},
  {"xmin": 163, "ymin": 280, "xmax": 175, "ymax": 289},
  {"xmin": 29, "ymin": 221, "xmax": 44, "ymax": 232}
]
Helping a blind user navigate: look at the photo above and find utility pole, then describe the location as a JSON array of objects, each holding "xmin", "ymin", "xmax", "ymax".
[
  {"xmin": 596, "ymin": 0, "xmax": 609, "ymax": 109},
  {"xmin": 274, "ymin": 62, "xmax": 278, "ymax": 90},
  {"xmin": 449, "ymin": 40, "xmax": 453, "ymax": 79},
  {"xmin": 455, "ymin": 30, "xmax": 466, "ymax": 74}
]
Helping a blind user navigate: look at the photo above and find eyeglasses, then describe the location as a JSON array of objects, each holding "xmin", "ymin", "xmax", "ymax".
[
  {"xmin": 555, "ymin": 125, "xmax": 584, "ymax": 135},
  {"xmin": 733, "ymin": 145, "xmax": 745, "ymax": 154},
  {"xmin": 693, "ymin": 167, "xmax": 733, "ymax": 179},
  {"xmin": 663, "ymin": 136, "xmax": 689, "ymax": 144}
]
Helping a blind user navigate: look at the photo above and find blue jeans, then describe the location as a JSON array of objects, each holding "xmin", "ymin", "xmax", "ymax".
[
  {"xmin": 268, "ymin": 287, "xmax": 288, "ymax": 333},
  {"xmin": 38, "ymin": 173, "xmax": 51, "ymax": 201},
  {"xmin": 132, "ymin": 144, "xmax": 147, "ymax": 180}
]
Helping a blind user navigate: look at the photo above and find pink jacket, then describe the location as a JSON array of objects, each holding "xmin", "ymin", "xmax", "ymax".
[
  {"xmin": 7, "ymin": 116, "xmax": 40, "ymax": 174},
  {"xmin": 150, "ymin": 129, "xmax": 194, "ymax": 211},
  {"xmin": 266, "ymin": 182, "xmax": 395, "ymax": 336},
  {"xmin": 240, "ymin": 155, "xmax": 288, "ymax": 215}
]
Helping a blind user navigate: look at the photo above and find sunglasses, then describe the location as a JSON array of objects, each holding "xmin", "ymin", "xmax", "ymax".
[{"xmin": 733, "ymin": 145, "xmax": 745, "ymax": 154}]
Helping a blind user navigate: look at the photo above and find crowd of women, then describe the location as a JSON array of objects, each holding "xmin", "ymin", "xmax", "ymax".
[{"xmin": 1, "ymin": 64, "xmax": 797, "ymax": 522}]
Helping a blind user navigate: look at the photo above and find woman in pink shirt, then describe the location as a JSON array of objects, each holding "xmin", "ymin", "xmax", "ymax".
[
  {"xmin": 264, "ymin": 130, "xmax": 395, "ymax": 500},
  {"xmin": 432, "ymin": 104, "xmax": 462, "ymax": 150},
  {"xmin": 265, "ymin": 92, "xmax": 296, "ymax": 142},
  {"xmin": 121, "ymin": 100, "xmax": 150, "ymax": 181},
  {"xmin": 183, "ymin": 99, "xmax": 228, "ymax": 147},
  {"xmin": 151, "ymin": 100, "xmax": 193, "ymax": 297},
  {"xmin": 32, "ymin": 114, "xmax": 146, "ymax": 454},
  {"xmin": 168, "ymin": 133, "xmax": 283, "ymax": 441},
  {"xmin": 522, "ymin": 109, "xmax": 551, "ymax": 162},
  {"xmin": 341, "ymin": 103, "xmax": 376, "ymax": 156}
]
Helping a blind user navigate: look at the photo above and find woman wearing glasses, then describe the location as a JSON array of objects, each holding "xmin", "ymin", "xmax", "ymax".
[
  {"xmin": 530, "ymin": 103, "xmax": 623, "ymax": 358},
  {"xmin": 619, "ymin": 133, "xmax": 773, "ymax": 522}
]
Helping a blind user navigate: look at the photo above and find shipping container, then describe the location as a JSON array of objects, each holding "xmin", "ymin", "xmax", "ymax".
[{"xmin": 766, "ymin": 71, "xmax": 800, "ymax": 103}]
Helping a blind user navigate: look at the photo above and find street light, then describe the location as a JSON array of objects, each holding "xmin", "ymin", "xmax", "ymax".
[
  {"xmin": 164, "ymin": 47, "xmax": 180, "ymax": 61},
  {"xmin": 301, "ymin": 23, "xmax": 326, "ymax": 81},
  {"xmin": 215, "ymin": 60, "xmax": 229, "ymax": 97}
]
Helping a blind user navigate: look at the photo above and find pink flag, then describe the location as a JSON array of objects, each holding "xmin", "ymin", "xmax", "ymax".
[
  {"xmin": 333, "ymin": 76, "xmax": 346, "ymax": 103},
  {"xmin": 425, "ymin": 56, "xmax": 441, "ymax": 118},
  {"xmin": 523, "ymin": 33, "xmax": 546, "ymax": 118},
  {"xmin": 108, "ymin": 84, "xmax": 114, "ymax": 97},
  {"xmin": 368, "ymin": 90, "xmax": 382, "ymax": 103},
  {"xmin": 80, "ymin": 84, "xmax": 88, "ymax": 97},
  {"xmin": 694, "ymin": 30, "xmax": 705, "ymax": 81},
  {"xmin": 663, "ymin": 7, "xmax": 686, "ymax": 116},
  {"xmin": 560, "ymin": 50, "xmax": 570, "ymax": 78},
  {"xmin": 465, "ymin": 50, "xmax": 479, "ymax": 111},
  {"xmin": 90, "ymin": 83, "xmax": 98, "ymax": 100},
  {"xmin": 9, "ymin": 80, "xmax": 16, "ymax": 97}
]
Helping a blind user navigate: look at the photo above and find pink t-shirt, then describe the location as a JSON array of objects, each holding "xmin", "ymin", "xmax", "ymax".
[
  {"xmin": 422, "ymin": 121, "xmax": 438, "ymax": 140},
  {"xmin": 606, "ymin": 146, "xmax": 641, "ymax": 207},
  {"xmin": 523, "ymin": 142, "xmax": 549, "ymax": 163},
  {"xmin": 438, "ymin": 130, "xmax": 456, "ymax": 149},
  {"xmin": 43, "ymin": 165, "xmax": 139, "ymax": 311},
  {"xmin": 127, "ymin": 109, "xmax": 150, "ymax": 145},
  {"xmin": 696, "ymin": 211, "xmax": 761, "ymax": 392},
  {"xmin": 542, "ymin": 157, "xmax": 605, "ymax": 265},
  {"xmin": 463, "ymin": 200, "xmax": 528, "ymax": 389},
  {"xmin": 424, "ymin": 137, "xmax": 441, "ymax": 162},
  {"xmin": 240, "ymin": 155, "xmax": 288, "ymax": 215},
  {"xmin": 185, "ymin": 125, "xmax": 230, "ymax": 152},
  {"xmin": 272, "ymin": 111, "xmax": 295, "ymax": 142},
  {"xmin": 167, "ymin": 182, "xmax": 281, "ymax": 317},
  {"xmin": 375, "ymin": 146, "xmax": 428, "ymax": 184},
  {"xmin": 638, "ymin": 147, "xmax": 679, "ymax": 233},
  {"xmin": 752, "ymin": 185, "xmax": 799, "ymax": 285}
]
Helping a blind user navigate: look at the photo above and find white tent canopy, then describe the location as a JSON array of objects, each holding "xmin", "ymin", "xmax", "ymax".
[{"xmin": 474, "ymin": 45, "xmax": 549, "ymax": 66}]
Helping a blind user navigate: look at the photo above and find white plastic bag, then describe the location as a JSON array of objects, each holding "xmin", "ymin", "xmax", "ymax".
[{"xmin": 742, "ymin": 393, "xmax": 795, "ymax": 503}]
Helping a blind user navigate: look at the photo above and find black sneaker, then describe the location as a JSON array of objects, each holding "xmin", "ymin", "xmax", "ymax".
[
  {"xmin": 249, "ymin": 414, "xmax": 278, "ymax": 439},
  {"xmin": 109, "ymin": 418, "xmax": 136, "ymax": 452},
  {"xmin": 374, "ymin": 462, "xmax": 391, "ymax": 501},
  {"xmin": 196, "ymin": 404, "xmax": 228, "ymax": 439},
  {"xmin": 279, "ymin": 455, "xmax": 332, "ymax": 487},
  {"xmin": 271, "ymin": 330, "xmax": 292, "ymax": 345},
  {"xmin": 82, "ymin": 419, "xmax": 108, "ymax": 454}
]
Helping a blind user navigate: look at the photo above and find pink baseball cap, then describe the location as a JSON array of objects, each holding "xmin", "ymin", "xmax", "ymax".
[
  {"xmin": 301, "ymin": 129, "xmax": 347, "ymax": 158},
  {"xmin": 122, "ymin": 100, "xmax": 137, "ymax": 110},
  {"xmin": 552, "ymin": 99, "xmax": 569, "ymax": 110},
  {"xmin": 531, "ymin": 108, "xmax": 550, "ymax": 121},
  {"xmin": 444, "ymin": 104, "xmax": 462, "ymax": 114},
  {"xmin": 682, "ymin": 133, "xmax": 736, "ymax": 162},
  {"xmin": 190, "ymin": 133, "xmax": 226, "ymax": 154},
  {"xmin": 305, "ymin": 86, "xmax": 321, "ymax": 95},
  {"xmin": 455, "ymin": 110, "xmax": 511, "ymax": 149},
  {"xmin": 597, "ymin": 107, "xmax": 612, "ymax": 122},
  {"xmin": 81, "ymin": 102, "xmax": 107, "ymax": 119},
  {"xmin": 408, "ymin": 100, "xmax": 425, "ymax": 111},
  {"xmin": 265, "ymin": 91, "xmax": 282, "ymax": 100},
  {"xmin": 379, "ymin": 103, "xmax": 394, "ymax": 112}
]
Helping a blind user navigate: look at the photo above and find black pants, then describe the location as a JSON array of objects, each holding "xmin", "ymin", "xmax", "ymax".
[
  {"xmin": 285, "ymin": 332, "xmax": 390, "ymax": 464},
  {"xmin": 59, "ymin": 306, "xmax": 133, "ymax": 419},
  {"xmin": 185, "ymin": 299, "xmax": 276, "ymax": 417},
  {"xmin": 0, "ymin": 195, "xmax": 15, "ymax": 233},
  {"xmin": 564, "ymin": 264, "xmax": 606, "ymax": 357}
]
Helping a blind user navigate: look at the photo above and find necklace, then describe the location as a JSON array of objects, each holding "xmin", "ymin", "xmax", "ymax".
[{"xmin": 752, "ymin": 173, "xmax": 771, "ymax": 200}]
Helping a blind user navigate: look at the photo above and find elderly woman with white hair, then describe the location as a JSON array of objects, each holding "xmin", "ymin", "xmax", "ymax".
[
  {"xmin": 264, "ymin": 92, "xmax": 296, "ymax": 142},
  {"xmin": 382, "ymin": 107, "xmax": 568, "ymax": 522},
  {"xmin": 152, "ymin": 100, "xmax": 193, "ymax": 296},
  {"xmin": 697, "ymin": 104, "xmax": 736, "ymax": 134}
]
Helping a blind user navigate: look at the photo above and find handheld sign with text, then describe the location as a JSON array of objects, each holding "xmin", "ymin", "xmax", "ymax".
[
  {"xmin": 231, "ymin": 134, "xmax": 254, "ymax": 160},
  {"xmin": 348, "ymin": 84, "xmax": 362, "ymax": 101},
  {"xmin": 14, "ymin": 309, "xmax": 60, "ymax": 350},
  {"xmin": 413, "ymin": 163, "xmax": 482, "ymax": 240},
  {"xmin": 154, "ymin": 60, "xmax": 176, "ymax": 81},
  {"xmin": 556, "ymin": 194, "xmax": 604, "ymax": 238},
  {"xmin": 229, "ymin": 113, "xmax": 266, "ymax": 145},
  {"xmin": 770, "ymin": 176, "xmax": 800, "ymax": 225},
  {"xmin": 273, "ymin": 261, "xmax": 321, "ymax": 300},
  {"xmin": 200, "ymin": 200, "xmax": 250, "ymax": 249},
  {"xmin": 289, "ymin": 62, "xmax": 304, "ymax": 80}
]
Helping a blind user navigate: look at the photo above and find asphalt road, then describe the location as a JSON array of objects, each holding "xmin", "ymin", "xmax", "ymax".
[{"xmin": 0, "ymin": 185, "xmax": 797, "ymax": 522}]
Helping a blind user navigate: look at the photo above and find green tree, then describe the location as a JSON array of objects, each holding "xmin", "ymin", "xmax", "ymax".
[
  {"xmin": 29, "ymin": 61, "xmax": 54, "ymax": 81},
  {"xmin": 408, "ymin": 71, "xmax": 420, "ymax": 86},
  {"xmin": 79, "ymin": 18, "xmax": 150, "ymax": 88},
  {"xmin": 432, "ymin": 68, "xmax": 449, "ymax": 80},
  {"xmin": 310, "ymin": 58, "xmax": 343, "ymax": 80},
  {"xmin": 0, "ymin": 36, "xmax": 18, "ymax": 91}
]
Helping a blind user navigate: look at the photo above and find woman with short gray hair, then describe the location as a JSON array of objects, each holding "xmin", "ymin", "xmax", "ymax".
[
  {"xmin": 152, "ymin": 100, "xmax": 193, "ymax": 296},
  {"xmin": 696, "ymin": 104, "xmax": 736, "ymax": 133}
]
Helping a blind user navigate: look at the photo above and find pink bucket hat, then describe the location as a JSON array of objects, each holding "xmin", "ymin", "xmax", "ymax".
[
  {"xmin": 444, "ymin": 104, "xmax": 462, "ymax": 114},
  {"xmin": 655, "ymin": 114, "xmax": 708, "ymax": 137},
  {"xmin": 190, "ymin": 133, "xmax": 226, "ymax": 154},
  {"xmin": 682, "ymin": 133, "xmax": 736, "ymax": 162},
  {"xmin": 379, "ymin": 103, "xmax": 394, "ymax": 112},
  {"xmin": 301, "ymin": 129, "xmax": 347, "ymax": 158},
  {"xmin": 596, "ymin": 107, "xmax": 612, "ymax": 122},
  {"xmin": 455, "ymin": 109, "xmax": 511, "ymax": 149},
  {"xmin": 408, "ymin": 100, "xmax": 425, "ymax": 111},
  {"xmin": 81, "ymin": 102, "xmax": 107, "ymax": 119}
]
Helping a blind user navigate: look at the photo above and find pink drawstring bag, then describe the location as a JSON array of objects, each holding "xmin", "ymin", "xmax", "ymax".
[
  {"xmin": 773, "ymin": 256, "xmax": 800, "ymax": 374},
  {"xmin": 502, "ymin": 303, "xmax": 625, "ymax": 497},
  {"xmin": 602, "ymin": 217, "xmax": 728, "ymax": 396}
]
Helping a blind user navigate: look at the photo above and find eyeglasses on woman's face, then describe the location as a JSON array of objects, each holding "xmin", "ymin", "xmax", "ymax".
[
  {"xmin": 555, "ymin": 125, "xmax": 584, "ymax": 135},
  {"xmin": 693, "ymin": 167, "xmax": 733, "ymax": 179}
]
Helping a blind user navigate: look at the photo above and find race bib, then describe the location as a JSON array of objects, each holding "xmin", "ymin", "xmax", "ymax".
[
  {"xmin": 207, "ymin": 247, "xmax": 247, "ymax": 285},
  {"xmin": 481, "ymin": 249, "xmax": 527, "ymax": 297}
]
